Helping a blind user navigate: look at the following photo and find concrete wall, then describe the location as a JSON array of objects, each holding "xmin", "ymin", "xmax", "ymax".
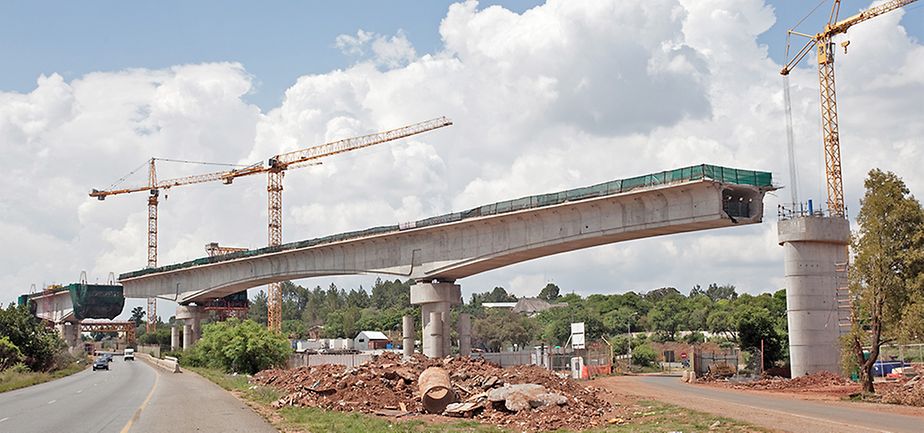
[
  {"xmin": 779, "ymin": 216, "xmax": 850, "ymax": 377},
  {"xmin": 121, "ymin": 180, "xmax": 769, "ymax": 304}
]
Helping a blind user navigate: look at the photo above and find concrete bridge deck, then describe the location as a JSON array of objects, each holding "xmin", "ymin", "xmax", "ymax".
[{"xmin": 119, "ymin": 164, "xmax": 775, "ymax": 304}]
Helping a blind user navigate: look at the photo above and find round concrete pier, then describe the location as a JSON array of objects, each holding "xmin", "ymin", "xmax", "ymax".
[{"xmin": 778, "ymin": 216, "xmax": 850, "ymax": 377}]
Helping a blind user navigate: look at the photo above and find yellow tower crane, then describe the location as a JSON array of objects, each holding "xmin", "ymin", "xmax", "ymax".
[
  {"xmin": 781, "ymin": 0, "xmax": 917, "ymax": 217},
  {"xmin": 91, "ymin": 117, "xmax": 452, "ymax": 332}
]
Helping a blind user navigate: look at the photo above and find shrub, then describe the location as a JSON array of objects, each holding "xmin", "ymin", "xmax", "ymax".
[
  {"xmin": 0, "ymin": 336, "xmax": 24, "ymax": 370},
  {"xmin": 184, "ymin": 319, "xmax": 291, "ymax": 374},
  {"xmin": 632, "ymin": 343, "xmax": 658, "ymax": 367},
  {"xmin": 683, "ymin": 332, "xmax": 706, "ymax": 344}
]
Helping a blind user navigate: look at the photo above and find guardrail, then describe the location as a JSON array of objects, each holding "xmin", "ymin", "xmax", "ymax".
[{"xmin": 139, "ymin": 352, "xmax": 181, "ymax": 373}]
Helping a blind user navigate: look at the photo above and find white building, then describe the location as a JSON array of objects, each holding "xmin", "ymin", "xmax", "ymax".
[{"xmin": 354, "ymin": 331, "xmax": 390, "ymax": 351}]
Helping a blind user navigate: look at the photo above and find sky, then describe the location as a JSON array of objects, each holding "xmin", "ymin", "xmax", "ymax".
[{"xmin": 0, "ymin": 0, "xmax": 922, "ymax": 320}]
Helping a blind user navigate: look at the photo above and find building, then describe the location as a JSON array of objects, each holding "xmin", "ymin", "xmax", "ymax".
[
  {"xmin": 354, "ymin": 331, "xmax": 390, "ymax": 351},
  {"xmin": 482, "ymin": 298, "xmax": 566, "ymax": 316}
]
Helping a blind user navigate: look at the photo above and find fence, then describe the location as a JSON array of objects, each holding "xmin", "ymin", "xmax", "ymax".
[
  {"xmin": 471, "ymin": 344, "xmax": 612, "ymax": 375},
  {"xmin": 693, "ymin": 348, "xmax": 740, "ymax": 378},
  {"xmin": 288, "ymin": 352, "xmax": 374, "ymax": 369}
]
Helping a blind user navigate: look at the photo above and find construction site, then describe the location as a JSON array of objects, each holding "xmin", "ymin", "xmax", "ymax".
[{"xmin": 3, "ymin": 1, "xmax": 924, "ymax": 433}]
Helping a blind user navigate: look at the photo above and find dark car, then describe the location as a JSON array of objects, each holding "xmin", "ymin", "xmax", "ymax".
[
  {"xmin": 101, "ymin": 353, "xmax": 113, "ymax": 363},
  {"xmin": 92, "ymin": 359, "xmax": 109, "ymax": 371}
]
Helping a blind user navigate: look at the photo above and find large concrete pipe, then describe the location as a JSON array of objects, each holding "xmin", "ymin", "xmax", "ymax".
[{"xmin": 419, "ymin": 367, "xmax": 456, "ymax": 414}]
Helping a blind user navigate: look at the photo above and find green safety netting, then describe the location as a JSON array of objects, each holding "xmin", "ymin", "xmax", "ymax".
[
  {"xmin": 122, "ymin": 164, "xmax": 772, "ymax": 279},
  {"xmin": 67, "ymin": 284, "xmax": 125, "ymax": 320}
]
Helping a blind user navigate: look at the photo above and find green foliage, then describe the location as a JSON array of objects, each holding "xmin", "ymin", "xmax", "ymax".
[
  {"xmin": 846, "ymin": 169, "xmax": 924, "ymax": 392},
  {"xmin": 185, "ymin": 318, "xmax": 290, "ymax": 374},
  {"xmin": 130, "ymin": 306, "xmax": 145, "ymax": 327},
  {"xmin": 0, "ymin": 303, "xmax": 64, "ymax": 371},
  {"xmin": 248, "ymin": 290, "xmax": 269, "ymax": 325},
  {"xmin": 646, "ymin": 294, "xmax": 690, "ymax": 341},
  {"xmin": 683, "ymin": 331, "xmax": 706, "ymax": 344},
  {"xmin": 0, "ymin": 336, "xmax": 24, "ymax": 370},
  {"xmin": 632, "ymin": 343, "xmax": 658, "ymax": 367},
  {"xmin": 734, "ymin": 305, "xmax": 784, "ymax": 368},
  {"xmin": 537, "ymin": 283, "xmax": 561, "ymax": 302},
  {"xmin": 473, "ymin": 310, "xmax": 537, "ymax": 351}
]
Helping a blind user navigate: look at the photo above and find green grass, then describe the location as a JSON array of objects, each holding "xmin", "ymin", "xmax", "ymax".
[
  {"xmin": 0, "ymin": 362, "xmax": 89, "ymax": 393},
  {"xmin": 192, "ymin": 368, "xmax": 771, "ymax": 433}
]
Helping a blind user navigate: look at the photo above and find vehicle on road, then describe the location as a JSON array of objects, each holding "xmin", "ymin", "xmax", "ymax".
[
  {"xmin": 92, "ymin": 359, "xmax": 109, "ymax": 371},
  {"xmin": 124, "ymin": 348, "xmax": 135, "ymax": 361},
  {"xmin": 101, "ymin": 353, "xmax": 113, "ymax": 363}
]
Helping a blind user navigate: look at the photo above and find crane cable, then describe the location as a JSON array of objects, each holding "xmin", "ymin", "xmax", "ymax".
[{"xmin": 103, "ymin": 157, "xmax": 258, "ymax": 191}]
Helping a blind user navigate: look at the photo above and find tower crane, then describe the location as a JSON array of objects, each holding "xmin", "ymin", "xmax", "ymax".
[
  {"xmin": 91, "ymin": 158, "xmax": 264, "ymax": 332},
  {"xmin": 91, "ymin": 116, "xmax": 452, "ymax": 332},
  {"xmin": 781, "ymin": 0, "xmax": 917, "ymax": 217}
]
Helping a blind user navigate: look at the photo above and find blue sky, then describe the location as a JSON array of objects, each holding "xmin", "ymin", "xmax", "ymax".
[{"xmin": 2, "ymin": 1, "xmax": 920, "ymax": 111}]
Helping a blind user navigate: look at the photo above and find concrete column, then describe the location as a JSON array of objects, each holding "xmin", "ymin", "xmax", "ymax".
[
  {"xmin": 411, "ymin": 282, "xmax": 461, "ymax": 358},
  {"xmin": 182, "ymin": 324, "xmax": 193, "ymax": 350},
  {"xmin": 458, "ymin": 313, "xmax": 471, "ymax": 357},
  {"xmin": 170, "ymin": 326, "xmax": 180, "ymax": 351},
  {"xmin": 176, "ymin": 305, "xmax": 204, "ymax": 349},
  {"xmin": 402, "ymin": 315, "xmax": 415, "ymax": 358},
  {"xmin": 779, "ymin": 216, "xmax": 850, "ymax": 376},
  {"xmin": 424, "ymin": 311, "xmax": 443, "ymax": 358},
  {"xmin": 57, "ymin": 322, "xmax": 80, "ymax": 349}
]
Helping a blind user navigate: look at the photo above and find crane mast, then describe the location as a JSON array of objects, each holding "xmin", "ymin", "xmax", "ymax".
[{"xmin": 781, "ymin": 0, "xmax": 917, "ymax": 217}]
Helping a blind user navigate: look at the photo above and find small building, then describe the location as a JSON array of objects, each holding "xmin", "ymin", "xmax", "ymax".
[{"xmin": 354, "ymin": 331, "xmax": 390, "ymax": 351}]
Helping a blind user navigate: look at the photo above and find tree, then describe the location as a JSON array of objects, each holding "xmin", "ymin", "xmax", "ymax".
[
  {"xmin": 185, "ymin": 319, "xmax": 290, "ymax": 374},
  {"xmin": 248, "ymin": 290, "xmax": 268, "ymax": 325},
  {"xmin": 705, "ymin": 283, "xmax": 738, "ymax": 302},
  {"xmin": 0, "ymin": 336, "xmax": 24, "ymax": 370},
  {"xmin": 735, "ymin": 305, "xmax": 783, "ymax": 369},
  {"xmin": 846, "ymin": 169, "xmax": 924, "ymax": 393},
  {"xmin": 473, "ymin": 310, "xmax": 537, "ymax": 351},
  {"xmin": 537, "ymin": 283, "xmax": 561, "ymax": 302},
  {"xmin": 130, "ymin": 306, "xmax": 145, "ymax": 327},
  {"xmin": 646, "ymin": 294, "xmax": 689, "ymax": 341},
  {"xmin": 0, "ymin": 303, "xmax": 63, "ymax": 371}
]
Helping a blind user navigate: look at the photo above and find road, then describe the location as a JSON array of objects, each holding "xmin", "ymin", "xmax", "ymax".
[
  {"xmin": 0, "ymin": 354, "xmax": 276, "ymax": 433},
  {"xmin": 597, "ymin": 375, "xmax": 924, "ymax": 433}
]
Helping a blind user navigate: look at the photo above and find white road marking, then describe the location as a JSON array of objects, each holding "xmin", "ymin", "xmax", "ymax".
[
  {"xmin": 76, "ymin": 390, "xmax": 83, "ymax": 394},
  {"xmin": 0, "ymin": 417, "xmax": 9, "ymax": 422},
  {"xmin": 47, "ymin": 400, "xmax": 56, "ymax": 404}
]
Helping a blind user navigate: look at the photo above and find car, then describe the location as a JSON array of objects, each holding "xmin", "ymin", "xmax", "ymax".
[
  {"xmin": 92, "ymin": 359, "xmax": 109, "ymax": 371},
  {"xmin": 101, "ymin": 353, "xmax": 113, "ymax": 363},
  {"xmin": 123, "ymin": 348, "xmax": 135, "ymax": 361}
]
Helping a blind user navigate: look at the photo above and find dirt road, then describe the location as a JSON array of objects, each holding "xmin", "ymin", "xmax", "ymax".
[{"xmin": 594, "ymin": 375, "xmax": 924, "ymax": 433}]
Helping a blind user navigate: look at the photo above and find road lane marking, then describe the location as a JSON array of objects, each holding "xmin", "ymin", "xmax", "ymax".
[
  {"xmin": 0, "ymin": 417, "xmax": 9, "ymax": 422},
  {"xmin": 118, "ymin": 370, "xmax": 159, "ymax": 433},
  {"xmin": 47, "ymin": 400, "xmax": 56, "ymax": 404},
  {"xmin": 76, "ymin": 390, "xmax": 83, "ymax": 394}
]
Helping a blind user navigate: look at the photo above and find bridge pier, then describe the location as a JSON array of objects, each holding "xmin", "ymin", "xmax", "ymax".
[
  {"xmin": 402, "ymin": 315, "xmax": 415, "ymax": 358},
  {"xmin": 56, "ymin": 322, "xmax": 80, "ymax": 349},
  {"xmin": 411, "ymin": 282, "xmax": 462, "ymax": 358},
  {"xmin": 171, "ymin": 326, "xmax": 180, "ymax": 351},
  {"xmin": 176, "ymin": 305, "xmax": 204, "ymax": 349},
  {"xmin": 779, "ymin": 216, "xmax": 850, "ymax": 376}
]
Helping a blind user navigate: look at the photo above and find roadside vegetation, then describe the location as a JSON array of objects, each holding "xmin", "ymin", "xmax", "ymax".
[
  {"xmin": 843, "ymin": 169, "xmax": 924, "ymax": 394},
  {"xmin": 180, "ymin": 318, "xmax": 290, "ymax": 374},
  {"xmin": 0, "ymin": 303, "xmax": 87, "ymax": 393}
]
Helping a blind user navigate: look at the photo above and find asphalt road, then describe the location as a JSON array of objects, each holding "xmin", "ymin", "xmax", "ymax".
[
  {"xmin": 630, "ymin": 376, "xmax": 924, "ymax": 433},
  {"xmin": 0, "ymin": 355, "xmax": 276, "ymax": 433},
  {"xmin": 0, "ymin": 355, "xmax": 156, "ymax": 433}
]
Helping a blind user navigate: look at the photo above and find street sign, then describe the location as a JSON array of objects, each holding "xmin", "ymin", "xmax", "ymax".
[
  {"xmin": 681, "ymin": 352, "xmax": 688, "ymax": 359},
  {"xmin": 571, "ymin": 322, "xmax": 585, "ymax": 349}
]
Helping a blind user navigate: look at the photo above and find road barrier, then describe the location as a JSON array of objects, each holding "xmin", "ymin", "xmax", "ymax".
[{"xmin": 139, "ymin": 352, "xmax": 181, "ymax": 373}]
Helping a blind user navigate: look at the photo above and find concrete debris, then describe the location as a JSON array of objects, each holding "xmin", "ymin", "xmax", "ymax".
[
  {"xmin": 880, "ymin": 375, "xmax": 924, "ymax": 407},
  {"xmin": 251, "ymin": 352, "xmax": 613, "ymax": 431},
  {"xmin": 731, "ymin": 371, "xmax": 853, "ymax": 391}
]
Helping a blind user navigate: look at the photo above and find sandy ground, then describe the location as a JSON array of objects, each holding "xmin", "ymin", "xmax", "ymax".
[{"xmin": 592, "ymin": 375, "xmax": 924, "ymax": 433}]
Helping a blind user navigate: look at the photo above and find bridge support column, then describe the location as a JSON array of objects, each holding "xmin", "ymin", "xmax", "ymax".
[
  {"xmin": 411, "ymin": 282, "xmax": 461, "ymax": 358},
  {"xmin": 779, "ymin": 216, "xmax": 850, "ymax": 377},
  {"xmin": 56, "ymin": 322, "xmax": 80, "ymax": 349},
  {"xmin": 458, "ymin": 313, "xmax": 471, "ymax": 357},
  {"xmin": 171, "ymin": 326, "xmax": 180, "ymax": 351},
  {"xmin": 402, "ymin": 315, "xmax": 415, "ymax": 358},
  {"xmin": 176, "ymin": 305, "xmax": 204, "ymax": 349}
]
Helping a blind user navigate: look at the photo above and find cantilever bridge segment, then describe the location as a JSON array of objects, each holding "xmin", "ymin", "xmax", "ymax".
[{"xmin": 119, "ymin": 164, "xmax": 776, "ymax": 352}]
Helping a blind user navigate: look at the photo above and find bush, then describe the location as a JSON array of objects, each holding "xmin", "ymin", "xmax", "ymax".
[
  {"xmin": 0, "ymin": 304, "xmax": 64, "ymax": 371},
  {"xmin": 682, "ymin": 332, "xmax": 706, "ymax": 344},
  {"xmin": 632, "ymin": 344, "xmax": 658, "ymax": 367},
  {"xmin": 0, "ymin": 336, "xmax": 24, "ymax": 370},
  {"xmin": 184, "ymin": 319, "xmax": 291, "ymax": 374}
]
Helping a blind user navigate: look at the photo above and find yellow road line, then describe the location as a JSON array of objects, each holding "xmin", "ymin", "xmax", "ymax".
[{"xmin": 119, "ymin": 370, "xmax": 159, "ymax": 433}]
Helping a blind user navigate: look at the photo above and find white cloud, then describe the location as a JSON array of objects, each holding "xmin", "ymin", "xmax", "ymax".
[{"xmin": 1, "ymin": 0, "xmax": 922, "ymax": 314}]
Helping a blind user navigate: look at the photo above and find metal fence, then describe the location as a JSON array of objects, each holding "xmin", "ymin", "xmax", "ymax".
[
  {"xmin": 470, "ymin": 344, "xmax": 612, "ymax": 376},
  {"xmin": 693, "ymin": 348, "xmax": 740, "ymax": 378}
]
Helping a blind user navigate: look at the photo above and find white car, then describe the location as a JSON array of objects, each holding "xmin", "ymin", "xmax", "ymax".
[{"xmin": 124, "ymin": 348, "xmax": 135, "ymax": 361}]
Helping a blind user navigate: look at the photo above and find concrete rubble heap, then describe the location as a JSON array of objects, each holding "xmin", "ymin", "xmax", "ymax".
[
  {"xmin": 881, "ymin": 375, "xmax": 924, "ymax": 407},
  {"xmin": 252, "ymin": 352, "xmax": 613, "ymax": 431}
]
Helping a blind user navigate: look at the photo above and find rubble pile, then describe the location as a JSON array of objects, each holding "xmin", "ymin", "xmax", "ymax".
[
  {"xmin": 251, "ymin": 352, "xmax": 614, "ymax": 431},
  {"xmin": 880, "ymin": 375, "xmax": 924, "ymax": 407},
  {"xmin": 731, "ymin": 371, "xmax": 855, "ymax": 391}
]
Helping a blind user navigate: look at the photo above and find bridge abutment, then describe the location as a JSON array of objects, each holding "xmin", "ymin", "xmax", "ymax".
[
  {"xmin": 171, "ymin": 326, "xmax": 180, "ymax": 350},
  {"xmin": 411, "ymin": 282, "xmax": 462, "ymax": 358},
  {"xmin": 779, "ymin": 216, "xmax": 850, "ymax": 377}
]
